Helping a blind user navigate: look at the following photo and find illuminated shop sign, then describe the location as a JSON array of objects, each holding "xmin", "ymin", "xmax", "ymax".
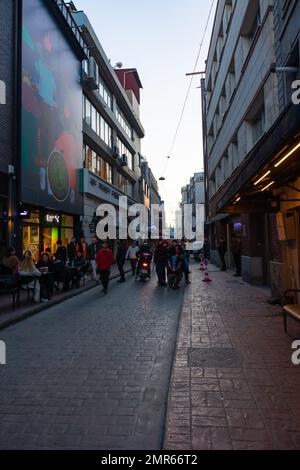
[{"xmin": 46, "ymin": 214, "xmax": 60, "ymax": 224}]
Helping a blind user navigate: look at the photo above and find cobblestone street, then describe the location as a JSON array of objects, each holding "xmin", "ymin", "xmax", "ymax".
[
  {"xmin": 164, "ymin": 264, "xmax": 300, "ymax": 450},
  {"xmin": 0, "ymin": 274, "xmax": 183, "ymax": 450}
]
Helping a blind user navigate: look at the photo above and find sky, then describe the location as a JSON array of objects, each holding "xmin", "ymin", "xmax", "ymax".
[{"xmin": 74, "ymin": 0, "xmax": 216, "ymax": 223}]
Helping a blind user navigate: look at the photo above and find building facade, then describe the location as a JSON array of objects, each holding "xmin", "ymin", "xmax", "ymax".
[
  {"xmin": 203, "ymin": 0, "xmax": 300, "ymax": 295},
  {"xmin": 180, "ymin": 172, "xmax": 205, "ymax": 240},
  {"xmin": 72, "ymin": 9, "xmax": 146, "ymax": 250},
  {"xmin": 0, "ymin": 0, "xmax": 16, "ymax": 259},
  {"xmin": 0, "ymin": 0, "xmax": 88, "ymax": 260},
  {"xmin": 0, "ymin": 0, "xmax": 162, "ymax": 260}
]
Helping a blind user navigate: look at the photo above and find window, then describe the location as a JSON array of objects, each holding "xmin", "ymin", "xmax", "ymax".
[
  {"xmin": 116, "ymin": 137, "xmax": 134, "ymax": 170},
  {"xmin": 252, "ymin": 107, "xmax": 265, "ymax": 144},
  {"xmin": 92, "ymin": 150, "xmax": 97, "ymax": 174},
  {"xmin": 91, "ymin": 106, "xmax": 97, "ymax": 133},
  {"xmin": 84, "ymin": 97, "xmax": 91, "ymax": 127},
  {"xmin": 127, "ymin": 182, "xmax": 133, "ymax": 197},
  {"xmin": 117, "ymin": 172, "xmax": 133, "ymax": 196},
  {"xmin": 116, "ymin": 107, "xmax": 133, "ymax": 139},
  {"xmin": 84, "ymin": 144, "xmax": 113, "ymax": 184},
  {"xmin": 240, "ymin": 0, "xmax": 261, "ymax": 63},
  {"xmin": 83, "ymin": 96, "xmax": 112, "ymax": 148},
  {"xmin": 226, "ymin": 56, "xmax": 236, "ymax": 99},
  {"xmin": 245, "ymin": 91, "xmax": 265, "ymax": 150},
  {"xmin": 98, "ymin": 75, "xmax": 112, "ymax": 109}
]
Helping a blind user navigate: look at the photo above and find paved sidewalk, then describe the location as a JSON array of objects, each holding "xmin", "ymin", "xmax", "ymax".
[
  {"xmin": 0, "ymin": 263, "xmax": 131, "ymax": 331},
  {"xmin": 164, "ymin": 264, "xmax": 300, "ymax": 450}
]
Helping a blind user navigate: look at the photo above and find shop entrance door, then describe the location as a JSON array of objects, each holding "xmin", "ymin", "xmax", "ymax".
[
  {"xmin": 22, "ymin": 225, "xmax": 40, "ymax": 261},
  {"xmin": 42, "ymin": 228, "xmax": 59, "ymax": 256}
]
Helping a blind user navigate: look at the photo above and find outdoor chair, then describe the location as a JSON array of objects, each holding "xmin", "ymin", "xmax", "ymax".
[{"xmin": 0, "ymin": 263, "xmax": 20, "ymax": 310}]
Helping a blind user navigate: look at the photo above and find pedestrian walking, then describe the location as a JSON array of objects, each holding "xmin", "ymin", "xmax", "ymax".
[
  {"xmin": 180, "ymin": 239, "xmax": 191, "ymax": 285},
  {"xmin": 116, "ymin": 241, "xmax": 127, "ymax": 283},
  {"xmin": 126, "ymin": 242, "xmax": 140, "ymax": 276},
  {"xmin": 217, "ymin": 237, "xmax": 227, "ymax": 272},
  {"xmin": 202, "ymin": 237, "xmax": 210, "ymax": 261},
  {"xmin": 231, "ymin": 233, "xmax": 242, "ymax": 277},
  {"xmin": 154, "ymin": 240, "xmax": 168, "ymax": 286},
  {"xmin": 88, "ymin": 237, "xmax": 102, "ymax": 280},
  {"xmin": 96, "ymin": 241, "xmax": 114, "ymax": 295}
]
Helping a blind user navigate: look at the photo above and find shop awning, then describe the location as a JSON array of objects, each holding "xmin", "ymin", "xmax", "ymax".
[{"xmin": 209, "ymin": 103, "xmax": 300, "ymax": 216}]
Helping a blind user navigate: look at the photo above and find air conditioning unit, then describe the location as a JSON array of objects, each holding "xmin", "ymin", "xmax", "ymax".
[
  {"xmin": 121, "ymin": 154, "xmax": 128, "ymax": 166},
  {"xmin": 113, "ymin": 146, "xmax": 120, "ymax": 157},
  {"xmin": 86, "ymin": 57, "xmax": 99, "ymax": 90}
]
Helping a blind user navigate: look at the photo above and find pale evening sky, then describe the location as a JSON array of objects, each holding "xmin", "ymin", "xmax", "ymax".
[{"xmin": 74, "ymin": 0, "xmax": 216, "ymax": 223}]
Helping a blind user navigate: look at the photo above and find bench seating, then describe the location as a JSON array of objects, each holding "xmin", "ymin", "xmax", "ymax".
[{"xmin": 282, "ymin": 290, "xmax": 300, "ymax": 335}]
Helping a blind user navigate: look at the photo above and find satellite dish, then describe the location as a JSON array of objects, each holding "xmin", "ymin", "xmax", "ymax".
[{"xmin": 114, "ymin": 62, "xmax": 123, "ymax": 69}]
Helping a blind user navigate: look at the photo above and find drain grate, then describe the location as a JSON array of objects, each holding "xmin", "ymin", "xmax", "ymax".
[{"xmin": 188, "ymin": 348, "xmax": 243, "ymax": 368}]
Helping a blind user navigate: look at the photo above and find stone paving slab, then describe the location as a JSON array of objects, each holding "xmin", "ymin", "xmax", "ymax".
[
  {"xmin": 164, "ymin": 265, "xmax": 300, "ymax": 450},
  {"xmin": 0, "ymin": 272, "xmax": 184, "ymax": 450}
]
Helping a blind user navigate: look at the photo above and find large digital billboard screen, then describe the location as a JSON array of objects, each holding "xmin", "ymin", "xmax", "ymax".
[{"xmin": 21, "ymin": 0, "xmax": 83, "ymax": 214}]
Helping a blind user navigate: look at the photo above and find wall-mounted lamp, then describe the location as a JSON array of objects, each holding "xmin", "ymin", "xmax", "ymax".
[
  {"xmin": 274, "ymin": 142, "xmax": 300, "ymax": 168},
  {"xmin": 254, "ymin": 170, "xmax": 271, "ymax": 186}
]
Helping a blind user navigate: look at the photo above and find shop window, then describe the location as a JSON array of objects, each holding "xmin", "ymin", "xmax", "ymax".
[
  {"xmin": 61, "ymin": 215, "xmax": 74, "ymax": 227},
  {"xmin": 92, "ymin": 150, "xmax": 97, "ymax": 174},
  {"xmin": 22, "ymin": 210, "xmax": 40, "ymax": 224},
  {"xmin": 61, "ymin": 227, "xmax": 74, "ymax": 247},
  {"xmin": 22, "ymin": 225, "xmax": 40, "ymax": 261},
  {"xmin": 43, "ymin": 227, "xmax": 58, "ymax": 255}
]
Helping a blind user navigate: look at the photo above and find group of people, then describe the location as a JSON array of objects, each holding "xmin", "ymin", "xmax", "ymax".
[
  {"xmin": 1, "ymin": 240, "xmax": 92, "ymax": 302},
  {"xmin": 1, "ymin": 232, "xmax": 244, "ymax": 303},
  {"xmin": 113, "ymin": 239, "xmax": 191, "ymax": 290}
]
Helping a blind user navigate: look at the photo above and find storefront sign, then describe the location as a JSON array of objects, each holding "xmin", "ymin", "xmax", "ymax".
[
  {"xmin": 20, "ymin": 209, "xmax": 29, "ymax": 218},
  {"xmin": 46, "ymin": 214, "xmax": 60, "ymax": 224}
]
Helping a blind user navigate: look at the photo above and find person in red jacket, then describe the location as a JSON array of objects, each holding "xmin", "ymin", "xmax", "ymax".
[{"xmin": 95, "ymin": 241, "xmax": 114, "ymax": 295}]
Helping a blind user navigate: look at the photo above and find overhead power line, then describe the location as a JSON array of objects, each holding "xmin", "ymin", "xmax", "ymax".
[{"xmin": 161, "ymin": 0, "xmax": 216, "ymax": 178}]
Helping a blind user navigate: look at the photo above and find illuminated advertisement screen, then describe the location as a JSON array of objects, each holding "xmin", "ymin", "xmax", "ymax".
[{"xmin": 21, "ymin": 0, "xmax": 83, "ymax": 214}]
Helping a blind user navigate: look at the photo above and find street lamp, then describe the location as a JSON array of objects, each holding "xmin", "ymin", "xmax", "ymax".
[{"xmin": 159, "ymin": 156, "xmax": 171, "ymax": 181}]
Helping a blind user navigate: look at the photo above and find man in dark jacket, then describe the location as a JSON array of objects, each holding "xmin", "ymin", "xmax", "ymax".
[
  {"xmin": 116, "ymin": 241, "xmax": 127, "ymax": 283},
  {"xmin": 54, "ymin": 240, "xmax": 67, "ymax": 264},
  {"xmin": 202, "ymin": 238, "xmax": 210, "ymax": 261},
  {"xmin": 180, "ymin": 239, "xmax": 191, "ymax": 285},
  {"xmin": 154, "ymin": 240, "xmax": 168, "ymax": 286},
  {"xmin": 231, "ymin": 234, "xmax": 242, "ymax": 277},
  {"xmin": 217, "ymin": 237, "xmax": 227, "ymax": 271}
]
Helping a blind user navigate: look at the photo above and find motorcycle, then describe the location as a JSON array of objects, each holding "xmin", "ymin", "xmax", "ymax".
[{"xmin": 136, "ymin": 254, "xmax": 152, "ymax": 282}]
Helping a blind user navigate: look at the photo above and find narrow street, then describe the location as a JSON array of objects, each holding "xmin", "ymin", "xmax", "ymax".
[{"xmin": 0, "ymin": 274, "xmax": 184, "ymax": 450}]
